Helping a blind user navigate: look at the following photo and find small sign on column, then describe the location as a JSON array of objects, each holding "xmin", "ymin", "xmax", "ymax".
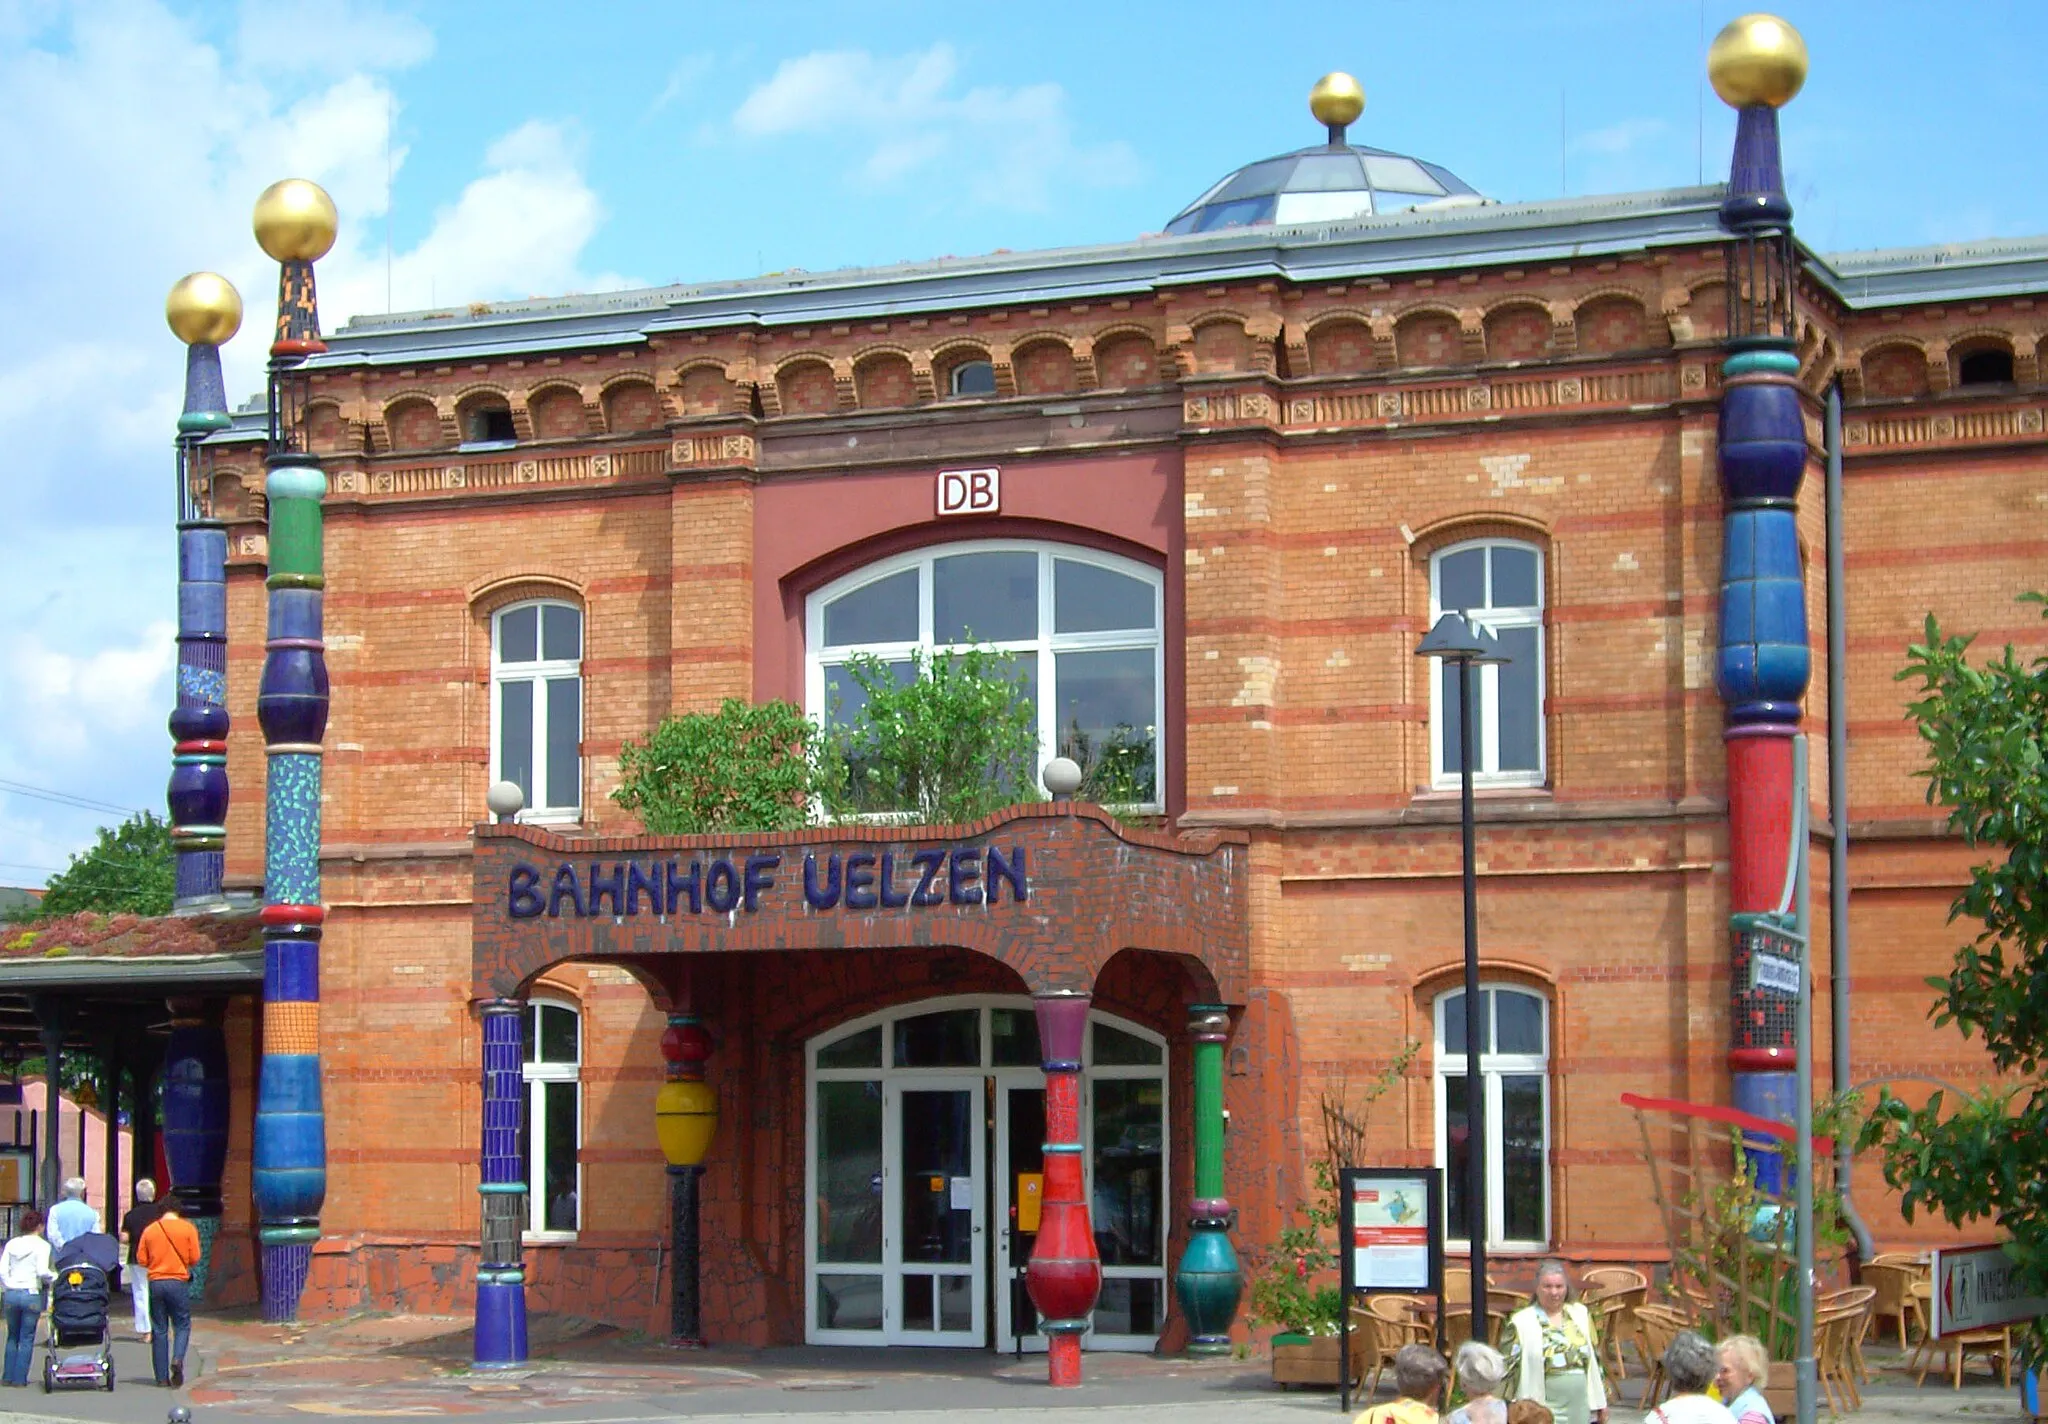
[{"xmin": 937, "ymin": 466, "xmax": 1000, "ymax": 516}]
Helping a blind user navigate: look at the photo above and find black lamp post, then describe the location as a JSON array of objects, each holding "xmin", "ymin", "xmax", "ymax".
[{"xmin": 1414, "ymin": 611, "xmax": 1507, "ymax": 1321}]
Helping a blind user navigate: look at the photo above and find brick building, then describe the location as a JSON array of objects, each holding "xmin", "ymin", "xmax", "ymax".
[{"xmin": 13, "ymin": 53, "xmax": 2044, "ymax": 1355}]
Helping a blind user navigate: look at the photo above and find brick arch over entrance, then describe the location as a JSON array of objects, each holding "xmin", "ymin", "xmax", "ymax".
[{"xmin": 472, "ymin": 804, "xmax": 1249, "ymax": 1003}]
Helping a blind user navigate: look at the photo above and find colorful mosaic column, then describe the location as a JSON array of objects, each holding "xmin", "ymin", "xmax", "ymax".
[
  {"xmin": 1025, "ymin": 990, "xmax": 1100, "ymax": 1388},
  {"xmin": 163, "ymin": 274, "xmax": 242, "ymax": 911},
  {"xmin": 1708, "ymin": 17, "xmax": 1810, "ymax": 1185},
  {"xmin": 162, "ymin": 1000, "xmax": 230, "ymax": 1302},
  {"xmin": 1173, "ymin": 1004, "xmax": 1240, "ymax": 1353},
  {"xmin": 475, "ymin": 999, "xmax": 528, "ymax": 1367},
  {"xmin": 656, "ymin": 1013, "xmax": 718, "ymax": 1345},
  {"xmin": 251, "ymin": 178, "xmax": 338, "ymax": 1322}
]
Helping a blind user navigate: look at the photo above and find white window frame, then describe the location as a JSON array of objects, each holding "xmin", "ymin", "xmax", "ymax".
[
  {"xmin": 1431, "ymin": 984, "xmax": 1551, "ymax": 1253},
  {"xmin": 802, "ymin": 994, "xmax": 1168, "ymax": 1350},
  {"xmin": 490, "ymin": 599, "xmax": 583, "ymax": 823},
  {"xmin": 522, "ymin": 997, "xmax": 582, "ymax": 1241},
  {"xmin": 1427, "ymin": 538, "xmax": 1546, "ymax": 789},
  {"xmin": 803, "ymin": 541, "xmax": 1165, "ymax": 811}
]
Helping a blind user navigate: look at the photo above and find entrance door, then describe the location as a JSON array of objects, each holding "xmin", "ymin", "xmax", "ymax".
[
  {"xmin": 887, "ymin": 1079, "xmax": 984, "ymax": 1345},
  {"xmin": 994, "ymin": 1080, "xmax": 1046, "ymax": 1350}
]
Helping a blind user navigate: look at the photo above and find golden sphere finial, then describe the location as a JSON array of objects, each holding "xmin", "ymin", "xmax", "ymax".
[
  {"xmin": 1708, "ymin": 13, "xmax": 1808, "ymax": 109},
  {"xmin": 1308, "ymin": 72, "xmax": 1366, "ymax": 131},
  {"xmin": 165, "ymin": 272, "xmax": 243, "ymax": 346},
  {"xmin": 252, "ymin": 178, "xmax": 338, "ymax": 262}
]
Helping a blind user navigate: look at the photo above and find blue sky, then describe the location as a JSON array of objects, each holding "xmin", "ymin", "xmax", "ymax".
[{"xmin": 1, "ymin": 0, "xmax": 2044, "ymax": 886}]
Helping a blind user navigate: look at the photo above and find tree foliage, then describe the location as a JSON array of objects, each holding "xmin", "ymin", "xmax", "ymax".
[
  {"xmin": 35, "ymin": 812, "xmax": 173, "ymax": 919},
  {"xmin": 822, "ymin": 646, "xmax": 1042, "ymax": 823},
  {"xmin": 1860, "ymin": 594, "xmax": 2048, "ymax": 1365},
  {"xmin": 611, "ymin": 698, "xmax": 820, "ymax": 834}
]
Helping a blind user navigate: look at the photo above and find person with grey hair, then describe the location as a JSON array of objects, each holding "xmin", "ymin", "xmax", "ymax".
[
  {"xmin": 1504, "ymin": 1260, "xmax": 1608, "ymax": 1424},
  {"xmin": 121, "ymin": 1179, "xmax": 164, "ymax": 1341},
  {"xmin": 45, "ymin": 1177, "xmax": 98, "ymax": 1255},
  {"xmin": 1447, "ymin": 1340, "xmax": 1509, "ymax": 1424},
  {"xmin": 1354, "ymin": 1342, "xmax": 1450, "ymax": 1424},
  {"xmin": 1645, "ymin": 1331, "xmax": 1737, "ymax": 1423}
]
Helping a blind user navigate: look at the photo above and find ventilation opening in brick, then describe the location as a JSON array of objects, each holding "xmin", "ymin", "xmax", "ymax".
[
  {"xmin": 950, "ymin": 360, "xmax": 996, "ymax": 397},
  {"xmin": 1957, "ymin": 348, "xmax": 2014, "ymax": 386},
  {"xmin": 465, "ymin": 404, "xmax": 516, "ymax": 444}
]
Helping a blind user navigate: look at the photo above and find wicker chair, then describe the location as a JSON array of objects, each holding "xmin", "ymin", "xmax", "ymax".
[
  {"xmin": 1593, "ymin": 1284, "xmax": 1647, "ymax": 1381},
  {"xmin": 1581, "ymin": 1266, "xmax": 1649, "ymax": 1299},
  {"xmin": 1367, "ymin": 1294, "xmax": 1432, "ymax": 1351},
  {"xmin": 1816, "ymin": 1303, "xmax": 1866, "ymax": 1414},
  {"xmin": 1916, "ymin": 1320, "xmax": 2014, "ymax": 1390},
  {"xmin": 1861, "ymin": 1261, "xmax": 1924, "ymax": 1348},
  {"xmin": 1633, "ymin": 1302, "xmax": 1692, "ymax": 1407},
  {"xmin": 1351, "ymin": 1302, "xmax": 1395, "ymax": 1396},
  {"xmin": 1817, "ymin": 1285, "xmax": 1876, "ymax": 1382}
]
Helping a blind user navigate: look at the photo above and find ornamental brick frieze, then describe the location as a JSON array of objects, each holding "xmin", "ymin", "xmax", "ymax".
[
  {"xmin": 1276, "ymin": 363, "xmax": 1694, "ymax": 432},
  {"xmin": 1842, "ymin": 404, "xmax": 2046, "ymax": 451},
  {"xmin": 320, "ymin": 447, "xmax": 661, "ymax": 501},
  {"xmin": 469, "ymin": 804, "xmax": 1249, "ymax": 1003}
]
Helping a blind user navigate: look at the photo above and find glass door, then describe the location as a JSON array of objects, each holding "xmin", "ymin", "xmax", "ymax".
[
  {"xmin": 995, "ymin": 1080, "xmax": 1047, "ymax": 1351},
  {"xmin": 887, "ymin": 1080, "xmax": 984, "ymax": 1345}
]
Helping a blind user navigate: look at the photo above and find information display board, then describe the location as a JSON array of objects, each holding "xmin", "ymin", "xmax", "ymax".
[{"xmin": 1338, "ymin": 1167, "xmax": 1443, "ymax": 1411}]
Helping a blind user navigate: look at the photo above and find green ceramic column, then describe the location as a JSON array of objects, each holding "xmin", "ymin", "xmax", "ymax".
[{"xmin": 1174, "ymin": 1004, "xmax": 1240, "ymax": 1353}]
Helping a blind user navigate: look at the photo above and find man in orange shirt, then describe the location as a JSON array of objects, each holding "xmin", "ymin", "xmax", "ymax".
[{"xmin": 134, "ymin": 1202, "xmax": 200, "ymax": 1389}]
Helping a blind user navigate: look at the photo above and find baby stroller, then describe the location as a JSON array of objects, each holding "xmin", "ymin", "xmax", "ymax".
[{"xmin": 43, "ymin": 1231, "xmax": 117, "ymax": 1392}]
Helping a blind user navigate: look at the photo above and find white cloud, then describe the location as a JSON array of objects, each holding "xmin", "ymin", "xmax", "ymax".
[
  {"xmin": 237, "ymin": 0, "xmax": 433, "ymax": 76},
  {"xmin": 1572, "ymin": 117, "xmax": 1667, "ymax": 157},
  {"xmin": 732, "ymin": 43, "xmax": 1138, "ymax": 212},
  {"xmin": 647, "ymin": 52, "xmax": 714, "ymax": 119},
  {"xmin": 0, "ymin": 0, "xmax": 624, "ymax": 877}
]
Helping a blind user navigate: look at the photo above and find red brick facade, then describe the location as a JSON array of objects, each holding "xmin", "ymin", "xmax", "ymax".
[{"xmin": 175, "ymin": 206, "xmax": 2046, "ymax": 1345}]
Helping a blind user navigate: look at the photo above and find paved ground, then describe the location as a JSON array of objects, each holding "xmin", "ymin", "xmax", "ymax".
[{"xmin": 0, "ymin": 1314, "xmax": 2029, "ymax": 1424}]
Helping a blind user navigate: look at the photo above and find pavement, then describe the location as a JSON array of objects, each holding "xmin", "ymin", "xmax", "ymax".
[{"xmin": 0, "ymin": 1313, "xmax": 2030, "ymax": 1424}]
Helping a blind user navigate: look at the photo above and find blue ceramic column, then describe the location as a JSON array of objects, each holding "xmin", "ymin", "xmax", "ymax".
[
  {"xmin": 251, "ymin": 178, "xmax": 338, "ymax": 1322},
  {"xmin": 163, "ymin": 274, "xmax": 243, "ymax": 910},
  {"xmin": 474, "ymin": 1000, "xmax": 528, "ymax": 1366},
  {"xmin": 1707, "ymin": 17, "xmax": 1810, "ymax": 1186},
  {"xmin": 161, "ymin": 1001, "xmax": 230, "ymax": 1302}
]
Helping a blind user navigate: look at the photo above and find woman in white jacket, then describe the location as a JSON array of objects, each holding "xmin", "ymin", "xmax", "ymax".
[{"xmin": 1503, "ymin": 1260, "xmax": 1607, "ymax": 1424}]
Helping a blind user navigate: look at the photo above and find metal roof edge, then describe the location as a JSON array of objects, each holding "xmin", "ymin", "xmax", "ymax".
[
  {"xmin": 305, "ymin": 187, "xmax": 1730, "ymax": 367},
  {"xmin": 0, "ymin": 952, "xmax": 265, "ymax": 988}
]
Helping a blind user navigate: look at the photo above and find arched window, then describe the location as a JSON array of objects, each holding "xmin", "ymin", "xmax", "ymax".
[
  {"xmin": 805, "ymin": 542, "xmax": 1164, "ymax": 808},
  {"xmin": 949, "ymin": 360, "xmax": 997, "ymax": 397},
  {"xmin": 522, "ymin": 998, "xmax": 581, "ymax": 1237},
  {"xmin": 1429, "ymin": 539, "xmax": 1545, "ymax": 787},
  {"xmin": 491, "ymin": 600, "xmax": 583, "ymax": 819},
  {"xmin": 1433, "ymin": 984, "xmax": 1549, "ymax": 1251}
]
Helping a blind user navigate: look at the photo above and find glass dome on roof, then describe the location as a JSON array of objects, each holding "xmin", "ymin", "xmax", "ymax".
[{"xmin": 1165, "ymin": 142, "xmax": 1483, "ymax": 236}]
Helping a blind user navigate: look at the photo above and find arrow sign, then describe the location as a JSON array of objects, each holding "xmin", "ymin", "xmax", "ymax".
[{"xmin": 1931, "ymin": 1244, "xmax": 2048, "ymax": 1337}]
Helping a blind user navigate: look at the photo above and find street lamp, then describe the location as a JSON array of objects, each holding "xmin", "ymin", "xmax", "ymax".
[{"xmin": 1414, "ymin": 611, "xmax": 1507, "ymax": 1319}]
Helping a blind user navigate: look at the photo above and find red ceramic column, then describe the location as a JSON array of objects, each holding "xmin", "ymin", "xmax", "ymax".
[{"xmin": 1025, "ymin": 989, "xmax": 1099, "ymax": 1388}]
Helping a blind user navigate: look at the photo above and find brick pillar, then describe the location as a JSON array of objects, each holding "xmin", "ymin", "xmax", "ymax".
[
  {"xmin": 1024, "ymin": 990, "xmax": 1100, "ymax": 1388},
  {"xmin": 474, "ymin": 999, "xmax": 528, "ymax": 1367}
]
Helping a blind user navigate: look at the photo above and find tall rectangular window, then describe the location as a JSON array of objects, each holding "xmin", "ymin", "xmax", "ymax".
[
  {"xmin": 492, "ymin": 601, "xmax": 583, "ymax": 819},
  {"xmin": 1429, "ymin": 541, "xmax": 1545, "ymax": 788},
  {"xmin": 1434, "ymin": 985, "xmax": 1550, "ymax": 1251},
  {"xmin": 522, "ymin": 1000, "xmax": 581, "ymax": 1237}
]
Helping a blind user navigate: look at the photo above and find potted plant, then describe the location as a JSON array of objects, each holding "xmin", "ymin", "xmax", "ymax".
[
  {"xmin": 1250, "ymin": 1052, "xmax": 1416, "ymax": 1387},
  {"xmin": 1252, "ymin": 1165, "xmax": 1355, "ymax": 1384}
]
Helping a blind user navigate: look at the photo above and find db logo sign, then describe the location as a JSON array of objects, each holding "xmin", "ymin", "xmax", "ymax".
[{"xmin": 937, "ymin": 467, "xmax": 1000, "ymax": 516}]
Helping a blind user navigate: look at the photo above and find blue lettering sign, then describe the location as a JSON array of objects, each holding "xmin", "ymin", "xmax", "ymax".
[{"xmin": 506, "ymin": 843, "xmax": 1029, "ymax": 920}]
